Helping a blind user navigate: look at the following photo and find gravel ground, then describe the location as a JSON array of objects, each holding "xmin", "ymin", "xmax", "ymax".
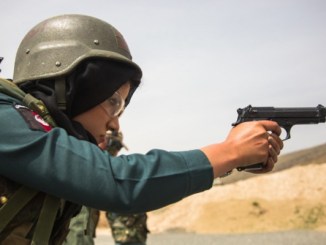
[{"xmin": 94, "ymin": 230, "xmax": 326, "ymax": 245}]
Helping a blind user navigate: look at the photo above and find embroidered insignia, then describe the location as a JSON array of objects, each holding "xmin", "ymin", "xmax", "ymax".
[{"xmin": 14, "ymin": 104, "xmax": 52, "ymax": 132}]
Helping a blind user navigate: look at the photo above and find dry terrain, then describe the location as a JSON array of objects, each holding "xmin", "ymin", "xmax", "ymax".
[
  {"xmin": 98, "ymin": 144, "xmax": 326, "ymax": 234},
  {"xmin": 147, "ymin": 163, "xmax": 326, "ymax": 234}
]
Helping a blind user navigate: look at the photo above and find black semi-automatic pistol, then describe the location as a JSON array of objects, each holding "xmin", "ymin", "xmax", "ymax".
[{"xmin": 232, "ymin": 104, "xmax": 326, "ymax": 171}]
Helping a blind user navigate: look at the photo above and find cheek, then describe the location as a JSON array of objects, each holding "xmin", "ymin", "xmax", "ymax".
[
  {"xmin": 86, "ymin": 115, "xmax": 107, "ymax": 136},
  {"xmin": 85, "ymin": 119, "xmax": 101, "ymax": 135},
  {"xmin": 73, "ymin": 107, "xmax": 108, "ymax": 141}
]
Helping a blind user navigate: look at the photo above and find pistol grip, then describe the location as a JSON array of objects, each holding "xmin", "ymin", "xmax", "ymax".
[{"xmin": 237, "ymin": 162, "xmax": 265, "ymax": 171}]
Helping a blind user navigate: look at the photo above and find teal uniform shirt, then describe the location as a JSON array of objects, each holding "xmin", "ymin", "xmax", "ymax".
[{"xmin": 0, "ymin": 92, "xmax": 213, "ymax": 213}]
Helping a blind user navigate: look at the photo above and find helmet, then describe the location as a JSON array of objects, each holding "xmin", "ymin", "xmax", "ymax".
[{"xmin": 13, "ymin": 14, "xmax": 142, "ymax": 84}]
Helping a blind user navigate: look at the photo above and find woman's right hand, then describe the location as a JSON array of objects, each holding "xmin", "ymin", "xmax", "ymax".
[{"xmin": 200, "ymin": 120, "xmax": 283, "ymax": 178}]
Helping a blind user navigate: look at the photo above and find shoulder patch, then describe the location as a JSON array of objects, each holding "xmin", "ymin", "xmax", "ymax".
[{"xmin": 13, "ymin": 104, "xmax": 52, "ymax": 132}]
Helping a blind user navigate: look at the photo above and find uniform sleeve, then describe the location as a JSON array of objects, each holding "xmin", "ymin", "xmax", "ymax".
[{"xmin": 0, "ymin": 98, "xmax": 213, "ymax": 213}]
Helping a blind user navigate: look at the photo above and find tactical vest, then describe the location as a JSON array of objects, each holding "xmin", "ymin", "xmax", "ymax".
[{"xmin": 0, "ymin": 78, "xmax": 81, "ymax": 244}]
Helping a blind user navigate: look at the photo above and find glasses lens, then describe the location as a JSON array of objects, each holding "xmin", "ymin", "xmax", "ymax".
[{"xmin": 101, "ymin": 92, "xmax": 125, "ymax": 117}]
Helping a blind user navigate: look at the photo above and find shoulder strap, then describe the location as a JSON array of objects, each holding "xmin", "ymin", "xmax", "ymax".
[
  {"xmin": 23, "ymin": 93, "xmax": 57, "ymax": 127},
  {"xmin": 32, "ymin": 195, "xmax": 61, "ymax": 244},
  {"xmin": 0, "ymin": 186, "xmax": 38, "ymax": 233},
  {"xmin": 0, "ymin": 78, "xmax": 57, "ymax": 127},
  {"xmin": 0, "ymin": 77, "xmax": 25, "ymax": 101}
]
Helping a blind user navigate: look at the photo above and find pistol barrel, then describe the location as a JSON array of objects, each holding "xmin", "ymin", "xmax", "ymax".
[{"xmin": 233, "ymin": 104, "xmax": 326, "ymax": 126}]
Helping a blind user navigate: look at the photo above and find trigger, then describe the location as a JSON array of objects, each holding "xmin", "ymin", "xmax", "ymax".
[{"xmin": 282, "ymin": 126, "xmax": 292, "ymax": 141}]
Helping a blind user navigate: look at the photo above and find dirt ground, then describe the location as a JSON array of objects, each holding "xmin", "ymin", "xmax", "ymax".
[
  {"xmin": 98, "ymin": 164, "xmax": 326, "ymax": 234},
  {"xmin": 147, "ymin": 164, "xmax": 326, "ymax": 234}
]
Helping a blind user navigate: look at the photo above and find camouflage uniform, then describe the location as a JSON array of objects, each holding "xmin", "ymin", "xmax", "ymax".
[
  {"xmin": 107, "ymin": 212, "xmax": 148, "ymax": 245},
  {"xmin": 64, "ymin": 207, "xmax": 98, "ymax": 245},
  {"xmin": 65, "ymin": 131, "xmax": 149, "ymax": 245}
]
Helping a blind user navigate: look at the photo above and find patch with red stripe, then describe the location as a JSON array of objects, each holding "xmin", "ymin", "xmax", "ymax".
[{"xmin": 14, "ymin": 104, "xmax": 52, "ymax": 132}]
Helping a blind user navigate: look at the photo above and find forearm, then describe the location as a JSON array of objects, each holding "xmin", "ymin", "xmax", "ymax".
[{"xmin": 200, "ymin": 143, "xmax": 238, "ymax": 178}]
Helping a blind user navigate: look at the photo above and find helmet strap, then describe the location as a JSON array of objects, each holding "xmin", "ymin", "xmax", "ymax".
[{"xmin": 55, "ymin": 77, "xmax": 66, "ymax": 110}]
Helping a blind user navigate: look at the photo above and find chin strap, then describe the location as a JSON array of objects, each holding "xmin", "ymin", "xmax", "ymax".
[{"xmin": 55, "ymin": 77, "xmax": 66, "ymax": 111}]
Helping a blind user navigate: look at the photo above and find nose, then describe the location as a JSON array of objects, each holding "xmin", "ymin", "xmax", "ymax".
[{"xmin": 107, "ymin": 117, "xmax": 120, "ymax": 132}]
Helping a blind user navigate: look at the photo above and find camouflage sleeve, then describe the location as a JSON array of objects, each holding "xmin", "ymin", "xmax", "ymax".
[
  {"xmin": 107, "ymin": 212, "xmax": 149, "ymax": 244},
  {"xmin": 63, "ymin": 207, "xmax": 99, "ymax": 245}
]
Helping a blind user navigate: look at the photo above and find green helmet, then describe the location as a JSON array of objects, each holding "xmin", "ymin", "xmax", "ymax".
[{"xmin": 13, "ymin": 14, "xmax": 142, "ymax": 84}]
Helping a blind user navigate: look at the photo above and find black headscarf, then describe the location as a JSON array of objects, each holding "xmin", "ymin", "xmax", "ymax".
[
  {"xmin": 19, "ymin": 59, "xmax": 141, "ymax": 143},
  {"xmin": 66, "ymin": 59, "xmax": 140, "ymax": 118}
]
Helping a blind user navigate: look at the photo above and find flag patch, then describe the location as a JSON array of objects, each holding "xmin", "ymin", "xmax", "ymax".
[{"xmin": 14, "ymin": 104, "xmax": 52, "ymax": 132}]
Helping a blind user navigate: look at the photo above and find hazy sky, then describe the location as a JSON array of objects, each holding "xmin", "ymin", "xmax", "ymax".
[{"xmin": 1, "ymin": 0, "xmax": 325, "ymax": 155}]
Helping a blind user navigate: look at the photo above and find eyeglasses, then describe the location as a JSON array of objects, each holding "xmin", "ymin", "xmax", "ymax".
[{"xmin": 100, "ymin": 92, "xmax": 125, "ymax": 118}]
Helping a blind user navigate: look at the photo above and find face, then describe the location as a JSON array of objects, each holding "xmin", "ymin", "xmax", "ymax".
[{"xmin": 73, "ymin": 82, "xmax": 131, "ymax": 148}]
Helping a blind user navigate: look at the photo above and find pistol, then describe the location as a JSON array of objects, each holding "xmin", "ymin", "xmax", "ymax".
[{"xmin": 232, "ymin": 104, "xmax": 326, "ymax": 171}]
